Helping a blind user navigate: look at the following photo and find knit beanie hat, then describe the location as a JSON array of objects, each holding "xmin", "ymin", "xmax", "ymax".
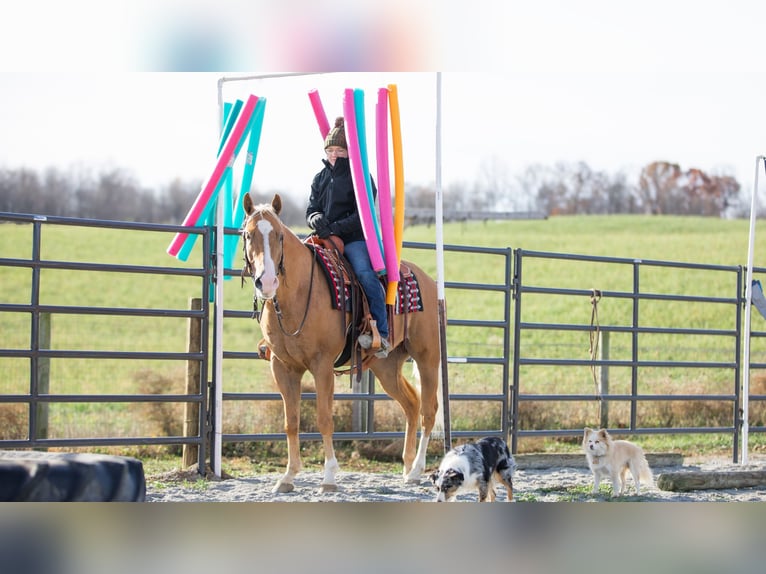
[{"xmin": 324, "ymin": 117, "xmax": 347, "ymax": 149}]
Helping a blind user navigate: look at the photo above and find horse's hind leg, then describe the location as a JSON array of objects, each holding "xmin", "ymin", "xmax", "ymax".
[
  {"xmin": 270, "ymin": 359, "xmax": 303, "ymax": 494},
  {"xmin": 372, "ymin": 355, "xmax": 422, "ymax": 483},
  {"xmin": 409, "ymin": 354, "xmax": 440, "ymax": 482},
  {"xmin": 389, "ymin": 325, "xmax": 442, "ymax": 483}
]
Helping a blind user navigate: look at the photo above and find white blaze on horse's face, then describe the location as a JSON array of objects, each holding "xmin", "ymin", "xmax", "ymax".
[{"xmin": 251, "ymin": 218, "xmax": 280, "ymax": 299}]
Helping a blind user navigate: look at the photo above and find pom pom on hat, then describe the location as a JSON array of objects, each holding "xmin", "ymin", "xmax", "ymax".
[{"xmin": 324, "ymin": 117, "xmax": 347, "ymax": 149}]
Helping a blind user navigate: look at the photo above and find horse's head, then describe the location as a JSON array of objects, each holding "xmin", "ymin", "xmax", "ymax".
[{"xmin": 241, "ymin": 193, "xmax": 284, "ymax": 300}]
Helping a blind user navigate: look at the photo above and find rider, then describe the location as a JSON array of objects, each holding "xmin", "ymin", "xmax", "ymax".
[{"xmin": 305, "ymin": 116, "xmax": 391, "ymax": 358}]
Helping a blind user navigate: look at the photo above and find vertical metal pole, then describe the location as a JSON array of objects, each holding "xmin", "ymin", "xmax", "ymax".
[
  {"xmin": 212, "ymin": 78, "xmax": 225, "ymax": 477},
  {"xmin": 741, "ymin": 155, "xmax": 762, "ymax": 465},
  {"xmin": 502, "ymin": 247, "xmax": 512, "ymax": 445},
  {"xmin": 29, "ymin": 220, "xmax": 43, "ymax": 447},
  {"xmin": 631, "ymin": 261, "xmax": 639, "ymax": 431},
  {"xmin": 434, "ymin": 72, "xmax": 451, "ymax": 452},
  {"xmin": 511, "ymin": 249, "xmax": 523, "ymax": 453},
  {"xmin": 734, "ymin": 267, "xmax": 742, "ymax": 464},
  {"xmin": 599, "ymin": 331, "xmax": 609, "ymax": 429}
]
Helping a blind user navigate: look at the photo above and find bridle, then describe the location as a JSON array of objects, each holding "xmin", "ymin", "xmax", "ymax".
[{"xmin": 240, "ymin": 210, "xmax": 316, "ymax": 337}]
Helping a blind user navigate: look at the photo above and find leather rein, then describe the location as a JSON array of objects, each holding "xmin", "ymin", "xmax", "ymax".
[{"xmin": 241, "ymin": 213, "xmax": 317, "ymax": 337}]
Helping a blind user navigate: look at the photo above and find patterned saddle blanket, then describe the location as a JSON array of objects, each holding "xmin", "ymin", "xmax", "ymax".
[{"xmin": 308, "ymin": 244, "xmax": 424, "ymax": 314}]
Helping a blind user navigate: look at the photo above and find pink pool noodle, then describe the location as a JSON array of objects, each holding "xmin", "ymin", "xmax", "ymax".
[
  {"xmin": 342, "ymin": 89, "xmax": 385, "ymax": 273},
  {"xmin": 375, "ymin": 88, "xmax": 399, "ymax": 303},
  {"xmin": 308, "ymin": 89, "xmax": 330, "ymax": 140},
  {"xmin": 167, "ymin": 94, "xmax": 258, "ymax": 258}
]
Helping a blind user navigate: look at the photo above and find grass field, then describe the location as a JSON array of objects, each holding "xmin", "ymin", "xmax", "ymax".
[{"xmin": 2, "ymin": 213, "xmax": 766, "ymax": 461}]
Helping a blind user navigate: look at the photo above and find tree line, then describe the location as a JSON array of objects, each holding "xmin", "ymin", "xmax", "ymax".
[
  {"xmin": 407, "ymin": 160, "xmax": 744, "ymax": 218},
  {"xmin": 0, "ymin": 165, "xmax": 307, "ymax": 226},
  {"xmin": 0, "ymin": 160, "xmax": 747, "ymax": 226}
]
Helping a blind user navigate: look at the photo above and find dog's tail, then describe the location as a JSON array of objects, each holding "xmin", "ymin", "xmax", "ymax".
[{"xmin": 638, "ymin": 455, "xmax": 654, "ymax": 484}]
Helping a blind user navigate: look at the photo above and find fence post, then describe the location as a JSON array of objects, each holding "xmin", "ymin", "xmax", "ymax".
[
  {"xmin": 599, "ymin": 331, "xmax": 610, "ymax": 428},
  {"xmin": 35, "ymin": 312, "xmax": 51, "ymax": 446},
  {"xmin": 352, "ymin": 370, "xmax": 372, "ymax": 432},
  {"xmin": 183, "ymin": 298, "xmax": 202, "ymax": 468}
]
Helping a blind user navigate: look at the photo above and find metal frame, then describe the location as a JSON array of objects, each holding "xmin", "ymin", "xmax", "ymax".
[{"xmin": 1, "ymin": 211, "xmax": 762, "ymax": 467}]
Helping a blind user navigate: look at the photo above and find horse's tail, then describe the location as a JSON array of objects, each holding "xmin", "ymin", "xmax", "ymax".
[{"xmin": 411, "ymin": 360, "xmax": 445, "ymax": 438}]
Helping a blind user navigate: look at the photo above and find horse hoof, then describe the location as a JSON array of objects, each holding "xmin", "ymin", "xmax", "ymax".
[
  {"xmin": 274, "ymin": 482, "xmax": 294, "ymax": 494},
  {"xmin": 405, "ymin": 477, "xmax": 422, "ymax": 485},
  {"xmin": 319, "ymin": 483, "xmax": 338, "ymax": 493}
]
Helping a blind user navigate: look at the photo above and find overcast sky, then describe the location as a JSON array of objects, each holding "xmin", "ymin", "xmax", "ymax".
[{"xmin": 2, "ymin": 1, "xmax": 765, "ymax": 208}]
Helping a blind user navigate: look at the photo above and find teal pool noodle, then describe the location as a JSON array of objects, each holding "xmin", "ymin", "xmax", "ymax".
[
  {"xmin": 176, "ymin": 100, "xmax": 242, "ymax": 261},
  {"xmin": 218, "ymin": 100, "xmax": 243, "ymax": 155},
  {"xmin": 176, "ymin": 173, "xmax": 228, "ymax": 262},
  {"xmin": 224, "ymin": 97, "xmax": 267, "ymax": 270},
  {"xmin": 354, "ymin": 88, "xmax": 385, "ymax": 260}
]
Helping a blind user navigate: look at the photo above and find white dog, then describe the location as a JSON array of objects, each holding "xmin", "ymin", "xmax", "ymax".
[{"xmin": 582, "ymin": 427, "xmax": 653, "ymax": 496}]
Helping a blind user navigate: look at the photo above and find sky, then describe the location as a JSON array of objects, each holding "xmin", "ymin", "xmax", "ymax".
[{"xmin": 2, "ymin": 1, "xmax": 766, "ymax": 209}]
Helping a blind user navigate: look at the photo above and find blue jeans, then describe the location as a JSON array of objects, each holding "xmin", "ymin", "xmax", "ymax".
[{"xmin": 344, "ymin": 240, "xmax": 388, "ymax": 338}]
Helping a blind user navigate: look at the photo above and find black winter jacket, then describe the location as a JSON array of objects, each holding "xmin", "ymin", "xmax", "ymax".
[{"xmin": 305, "ymin": 157, "xmax": 376, "ymax": 244}]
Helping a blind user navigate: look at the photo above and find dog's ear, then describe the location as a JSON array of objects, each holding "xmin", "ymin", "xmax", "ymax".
[
  {"xmin": 583, "ymin": 427, "xmax": 592, "ymax": 439},
  {"xmin": 445, "ymin": 469, "xmax": 464, "ymax": 482},
  {"xmin": 429, "ymin": 470, "xmax": 440, "ymax": 484},
  {"xmin": 598, "ymin": 429, "xmax": 609, "ymax": 440}
]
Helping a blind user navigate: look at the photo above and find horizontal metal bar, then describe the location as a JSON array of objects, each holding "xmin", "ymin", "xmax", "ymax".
[
  {"xmin": 519, "ymin": 322, "xmax": 736, "ymax": 337},
  {"xmin": 519, "ymin": 358, "xmax": 735, "ymax": 368},
  {"xmin": 0, "ymin": 394, "xmax": 203, "ymax": 403},
  {"xmin": 518, "ymin": 394, "xmax": 735, "ymax": 401}
]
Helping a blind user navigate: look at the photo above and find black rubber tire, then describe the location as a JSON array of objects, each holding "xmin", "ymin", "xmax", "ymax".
[{"xmin": 0, "ymin": 451, "xmax": 146, "ymax": 502}]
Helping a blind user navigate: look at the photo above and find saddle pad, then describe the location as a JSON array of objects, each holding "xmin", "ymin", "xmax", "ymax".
[
  {"xmin": 310, "ymin": 244, "xmax": 350, "ymax": 311},
  {"xmin": 395, "ymin": 267, "xmax": 424, "ymax": 314},
  {"xmin": 309, "ymin": 244, "xmax": 424, "ymax": 314}
]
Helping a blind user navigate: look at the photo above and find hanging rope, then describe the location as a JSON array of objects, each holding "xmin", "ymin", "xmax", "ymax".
[{"xmin": 589, "ymin": 288, "xmax": 602, "ymax": 399}]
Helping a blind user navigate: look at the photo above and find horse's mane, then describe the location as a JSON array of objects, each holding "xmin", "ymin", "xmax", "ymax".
[{"xmin": 252, "ymin": 202, "xmax": 278, "ymax": 216}]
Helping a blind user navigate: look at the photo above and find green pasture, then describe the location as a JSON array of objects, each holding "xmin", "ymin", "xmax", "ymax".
[{"xmin": 2, "ymin": 214, "xmax": 766, "ymax": 454}]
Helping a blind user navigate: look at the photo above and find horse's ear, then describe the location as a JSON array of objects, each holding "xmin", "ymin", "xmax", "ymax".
[
  {"xmin": 272, "ymin": 194, "xmax": 282, "ymax": 216},
  {"xmin": 243, "ymin": 192, "xmax": 255, "ymax": 216}
]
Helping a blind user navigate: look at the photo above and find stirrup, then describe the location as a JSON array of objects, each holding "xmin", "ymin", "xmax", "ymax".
[
  {"xmin": 374, "ymin": 338, "xmax": 391, "ymax": 359},
  {"xmin": 358, "ymin": 320, "xmax": 382, "ymax": 351}
]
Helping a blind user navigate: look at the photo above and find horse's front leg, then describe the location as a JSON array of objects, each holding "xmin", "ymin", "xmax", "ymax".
[
  {"xmin": 314, "ymin": 365, "xmax": 340, "ymax": 493},
  {"xmin": 271, "ymin": 359, "xmax": 303, "ymax": 494}
]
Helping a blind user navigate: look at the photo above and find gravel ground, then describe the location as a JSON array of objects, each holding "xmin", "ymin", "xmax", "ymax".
[{"xmin": 145, "ymin": 455, "xmax": 766, "ymax": 502}]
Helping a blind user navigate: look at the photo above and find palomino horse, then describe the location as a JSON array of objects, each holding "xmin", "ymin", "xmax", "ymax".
[{"xmin": 241, "ymin": 193, "xmax": 442, "ymax": 493}]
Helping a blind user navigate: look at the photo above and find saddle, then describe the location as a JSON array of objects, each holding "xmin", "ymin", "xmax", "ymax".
[{"xmin": 304, "ymin": 235, "xmax": 383, "ymax": 374}]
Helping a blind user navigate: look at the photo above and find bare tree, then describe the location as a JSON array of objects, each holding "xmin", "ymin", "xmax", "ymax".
[{"xmin": 638, "ymin": 161, "xmax": 683, "ymax": 215}]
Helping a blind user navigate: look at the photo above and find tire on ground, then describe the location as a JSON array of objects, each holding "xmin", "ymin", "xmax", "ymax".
[{"xmin": 0, "ymin": 451, "xmax": 146, "ymax": 502}]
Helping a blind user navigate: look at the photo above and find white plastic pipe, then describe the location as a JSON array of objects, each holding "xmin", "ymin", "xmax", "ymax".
[{"xmin": 741, "ymin": 155, "xmax": 763, "ymax": 465}]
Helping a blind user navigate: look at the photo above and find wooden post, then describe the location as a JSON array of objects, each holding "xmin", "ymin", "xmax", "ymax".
[
  {"xmin": 657, "ymin": 470, "xmax": 766, "ymax": 492},
  {"xmin": 599, "ymin": 331, "xmax": 609, "ymax": 429},
  {"xmin": 35, "ymin": 312, "xmax": 51, "ymax": 446},
  {"xmin": 183, "ymin": 298, "xmax": 202, "ymax": 468}
]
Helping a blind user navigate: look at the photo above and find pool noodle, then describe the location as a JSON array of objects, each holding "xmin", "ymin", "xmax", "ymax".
[
  {"xmin": 388, "ymin": 84, "xmax": 406, "ymax": 275},
  {"xmin": 353, "ymin": 89, "xmax": 385, "ymax": 267},
  {"xmin": 375, "ymin": 88, "xmax": 399, "ymax": 304},
  {"xmin": 175, "ymin": 100, "xmax": 244, "ymax": 261},
  {"xmin": 308, "ymin": 89, "xmax": 330, "ymax": 139},
  {"xmin": 225, "ymin": 97, "xmax": 267, "ymax": 269},
  {"xmin": 167, "ymin": 94, "xmax": 258, "ymax": 259},
  {"xmin": 342, "ymin": 89, "xmax": 385, "ymax": 273},
  {"xmin": 175, "ymin": 100, "xmax": 242, "ymax": 261}
]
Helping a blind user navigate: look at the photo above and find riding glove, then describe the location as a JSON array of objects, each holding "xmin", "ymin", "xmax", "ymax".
[{"xmin": 307, "ymin": 211, "xmax": 326, "ymax": 230}]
